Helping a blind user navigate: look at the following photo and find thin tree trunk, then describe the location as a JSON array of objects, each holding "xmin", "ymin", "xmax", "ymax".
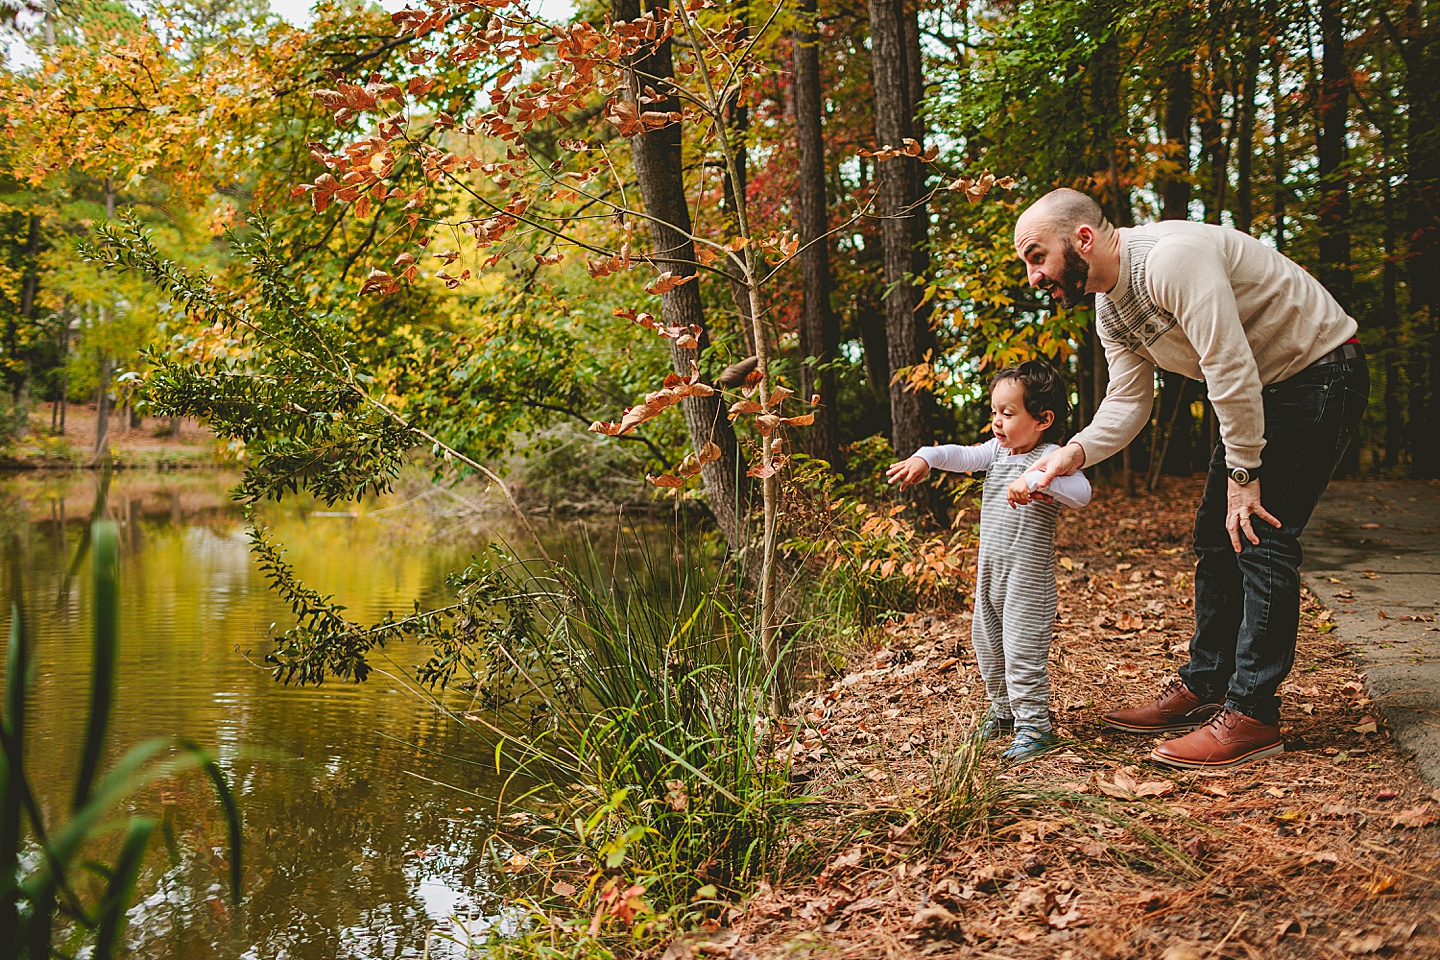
[
  {"xmin": 1270, "ymin": 23, "xmax": 1287, "ymax": 250},
  {"xmin": 92, "ymin": 352, "xmax": 112, "ymax": 465},
  {"xmin": 613, "ymin": 0, "xmax": 753, "ymax": 552},
  {"xmin": 721, "ymin": 1, "xmax": 755, "ymax": 355},
  {"xmin": 1235, "ymin": 27, "xmax": 1262, "ymax": 234},
  {"xmin": 1317, "ymin": 0, "xmax": 1352, "ymax": 312},
  {"xmin": 1382, "ymin": 174, "xmax": 1401, "ymax": 468},
  {"xmin": 794, "ymin": 0, "xmax": 841, "ymax": 467}
]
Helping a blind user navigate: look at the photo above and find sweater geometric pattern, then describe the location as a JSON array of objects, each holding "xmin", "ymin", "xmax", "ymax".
[{"xmin": 1096, "ymin": 234, "xmax": 1176, "ymax": 353}]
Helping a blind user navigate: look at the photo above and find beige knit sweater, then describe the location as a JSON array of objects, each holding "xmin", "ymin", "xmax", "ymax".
[{"xmin": 1070, "ymin": 221, "xmax": 1356, "ymax": 471}]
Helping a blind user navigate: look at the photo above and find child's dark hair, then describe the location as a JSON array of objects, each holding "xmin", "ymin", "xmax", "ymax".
[{"xmin": 989, "ymin": 360, "xmax": 1069, "ymax": 443}]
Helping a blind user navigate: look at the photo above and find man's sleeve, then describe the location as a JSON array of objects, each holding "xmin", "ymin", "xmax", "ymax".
[
  {"xmin": 1070, "ymin": 333, "xmax": 1154, "ymax": 467},
  {"xmin": 1147, "ymin": 238, "xmax": 1265, "ymax": 470},
  {"xmin": 914, "ymin": 438, "xmax": 999, "ymax": 473}
]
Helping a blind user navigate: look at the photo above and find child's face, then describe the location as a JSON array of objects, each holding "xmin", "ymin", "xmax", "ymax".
[{"xmin": 990, "ymin": 379, "xmax": 1054, "ymax": 454}]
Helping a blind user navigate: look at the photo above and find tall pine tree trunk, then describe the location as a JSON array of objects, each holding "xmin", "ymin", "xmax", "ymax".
[
  {"xmin": 1405, "ymin": 4, "xmax": 1440, "ymax": 477},
  {"xmin": 614, "ymin": 0, "xmax": 753, "ymax": 551},
  {"xmin": 867, "ymin": 0, "xmax": 933, "ymax": 468},
  {"xmin": 1160, "ymin": 21, "xmax": 1194, "ymax": 221},
  {"xmin": 794, "ymin": 0, "xmax": 841, "ymax": 467}
]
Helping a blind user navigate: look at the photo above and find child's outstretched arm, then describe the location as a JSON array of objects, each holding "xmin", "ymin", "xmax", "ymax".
[{"xmin": 887, "ymin": 440, "xmax": 999, "ymax": 488}]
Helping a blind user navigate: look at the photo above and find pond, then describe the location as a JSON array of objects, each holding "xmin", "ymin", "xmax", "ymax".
[{"xmin": 0, "ymin": 469, "xmax": 691, "ymax": 959}]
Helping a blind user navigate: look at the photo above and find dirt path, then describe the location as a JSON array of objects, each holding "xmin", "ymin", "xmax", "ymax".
[
  {"xmin": 1306, "ymin": 480, "xmax": 1440, "ymax": 786},
  {"xmin": 712, "ymin": 477, "xmax": 1440, "ymax": 960}
]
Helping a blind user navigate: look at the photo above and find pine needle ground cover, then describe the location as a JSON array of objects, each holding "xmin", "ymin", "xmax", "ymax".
[{"xmin": 706, "ymin": 476, "xmax": 1440, "ymax": 960}]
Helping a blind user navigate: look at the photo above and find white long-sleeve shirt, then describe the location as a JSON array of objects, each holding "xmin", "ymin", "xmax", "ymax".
[
  {"xmin": 914, "ymin": 439, "xmax": 1093, "ymax": 509},
  {"xmin": 1071, "ymin": 221, "xmax": 1356, "ymax": 471}
]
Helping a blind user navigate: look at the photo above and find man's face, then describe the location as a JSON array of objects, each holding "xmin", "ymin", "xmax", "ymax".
[{"xmin": 1015, "ymin": 231, "xmax": 1091, "ymax": 308}]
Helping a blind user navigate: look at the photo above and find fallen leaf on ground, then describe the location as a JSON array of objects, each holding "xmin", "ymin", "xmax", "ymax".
[
  {"xmin": 1097, "ymin": 766, "xmax": 1174, "ymax": 799},
  {"xmin": 909, "ymin": 905, "xmax": 962, "ymax": 936},
  {"xmin": 1391, "ymin": 805, "xmax": 1438, "ymax": 829}
]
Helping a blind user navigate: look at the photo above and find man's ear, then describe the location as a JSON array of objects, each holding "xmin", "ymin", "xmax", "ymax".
[{"xmin": 1074, "ymin": 224, "xmax": 1095, "ymax": 253}]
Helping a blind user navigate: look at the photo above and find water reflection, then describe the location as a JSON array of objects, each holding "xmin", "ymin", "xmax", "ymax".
[{"xmin": 0, "ymin": 470, "xmax": 677, "ymax": 959}]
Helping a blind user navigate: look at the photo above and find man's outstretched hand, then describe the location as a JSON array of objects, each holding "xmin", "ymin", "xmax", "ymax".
[
  {"xmin": 886, "ymin": 456, "xmax": 931, "ymax": 489},
  {"xmin": 1015, "ymin": 442, "xmax": 1086, "ymax": 506}
]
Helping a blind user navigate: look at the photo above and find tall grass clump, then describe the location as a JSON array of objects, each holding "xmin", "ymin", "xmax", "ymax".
[
  {"xmin": 0, "ymin": 523, "xmax": 241, "ymax": 959},
  {"xmin": 490, "ymin": 527, "xmax": 800, "ymax": 929}
]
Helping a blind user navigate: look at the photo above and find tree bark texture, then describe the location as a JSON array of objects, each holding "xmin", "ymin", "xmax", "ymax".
[
  {"xmin": 1405, "ymin": 4, "xmax": 1440, "ymax": 477},
  {"xmin": 867, "ymin": 0, "xmax": 933, "ymax": 462},
  {"xmin": 1317, "ymin": 0, "xmax": 1352, "ymax": 312},
  {"xmin": 1270, "ymin": 22, "xmax": 1287, "ymax": 251},
  {"xmin": 793, "ymin": 0, "xmax": 841, "ymax": 466},
  {"xmin": 1235, "ymin": 24, "xmax": 1262, "ymax": 234},
  {"xmin": 721, "ymin": 1, "xmax": 755, "ymax": 355},
  {"xmin": 1161, "ymin": 42, "xmax": 1193, "ymax": 221},
  {"xmin": 92, "ymin": 353, "xmax": 112, "ymax": 464},
  {"xmin": 614, "ymin": 0, "xmax": 753, "ymax": 549}
]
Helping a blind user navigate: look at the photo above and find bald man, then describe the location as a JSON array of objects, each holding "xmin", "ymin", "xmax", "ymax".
[{"xmin": 1012, "ymin": 188, "xmax": 1368, "ymax": 770}]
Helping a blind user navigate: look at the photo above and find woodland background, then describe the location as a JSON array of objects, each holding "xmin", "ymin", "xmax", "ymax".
[{"xmin": 1, "ymin": 0, "xmax": 1437, "ymax": 503}]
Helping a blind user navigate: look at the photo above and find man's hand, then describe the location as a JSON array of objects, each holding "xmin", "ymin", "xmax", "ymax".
[
  {"xmin": 1027, "ymin": 442, "xmax": 1086, "ymax": 494},
  {"xmin": 1226, "ymin": 478, "xmax": 1282, "ymax": 552},
  {"xmin": 886, "ymin": 456, "xmax": 931, "ymax": 489}
]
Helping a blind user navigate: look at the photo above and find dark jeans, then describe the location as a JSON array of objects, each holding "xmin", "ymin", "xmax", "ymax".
[{"xmin": 1178, "ymin": 355, "xmax": 1370, "ymax": 724}]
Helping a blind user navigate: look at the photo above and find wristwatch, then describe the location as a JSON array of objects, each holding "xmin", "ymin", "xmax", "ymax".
[{"xmin": 1228, "ymin": 466, "xmax": 1258, "ymax": 485}]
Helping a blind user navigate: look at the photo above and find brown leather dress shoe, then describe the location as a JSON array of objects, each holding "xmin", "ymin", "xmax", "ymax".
[
  {"xmin": 1149, "ymin": 707, "xmax": 1284, "ymax": 770},
  {"xmin": 1101, "ymin": 679, "xmax": 1223, "ymax": 733}
]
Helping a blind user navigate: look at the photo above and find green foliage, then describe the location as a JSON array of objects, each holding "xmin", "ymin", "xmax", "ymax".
[
  {"xmin": 508, "ymin": 531, "xmax": 797, "ymax": 913},
  {"xmin": 0, "ymin": 522, "xmax": 241, "ymax": 958},
  {"xmin": 251, "ymin": 518, "xmax": 542, "ymax": 689}
]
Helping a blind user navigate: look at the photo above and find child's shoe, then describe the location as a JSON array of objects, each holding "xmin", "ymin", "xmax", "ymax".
[
  {"xmin": 1001, "ymin": 726, "xmax": 1057, "ymax": 762},
  {"xmin": 977, "ymin": 711, "xmax": 1015, "ymax": 741}
]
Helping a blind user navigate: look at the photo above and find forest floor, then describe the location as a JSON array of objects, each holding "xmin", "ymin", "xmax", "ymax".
[
  {"xmin": 696, "ymin": 476, "xmax": 1440, "ymax": 960},
  {"xmin": 3, "ymin": 403, "xmax": 220, "ymax": 468}
]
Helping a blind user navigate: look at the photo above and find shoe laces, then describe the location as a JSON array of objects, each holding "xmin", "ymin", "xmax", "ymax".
[
  {"xmin": 1156, "ymin": 678, "xmax": 1187, "ymax": 702},
  {"xmin": 1201, "ymin": 706, "xmax": 1241, "ymax": 732}
]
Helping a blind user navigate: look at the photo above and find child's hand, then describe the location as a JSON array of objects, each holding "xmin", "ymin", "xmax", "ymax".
[
  {"xmin": 886, "ymin": 457, "xmax": 931, "ymax": 489},
  {"xmin": 1006, "ymin": 474, "xmax": 1034, "ymax": 508}
]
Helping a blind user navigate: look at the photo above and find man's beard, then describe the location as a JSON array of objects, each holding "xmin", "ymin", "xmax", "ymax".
[{"xmin": 1047, "ymin": 241, "xmax": 1090, "ymax": 307}]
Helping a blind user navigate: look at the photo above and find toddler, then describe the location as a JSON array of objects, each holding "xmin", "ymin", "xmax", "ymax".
[{"xmin": 885, "ymin": 360, "xmax": 1091, "ymax": 760}]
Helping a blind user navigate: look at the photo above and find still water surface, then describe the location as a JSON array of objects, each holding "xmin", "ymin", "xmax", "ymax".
[{"xmin": 1, "ymin": 470, "xmax": 659, "ymax": 959}]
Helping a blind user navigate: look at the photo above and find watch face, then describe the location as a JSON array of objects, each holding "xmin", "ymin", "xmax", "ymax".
[{"xmin": 1231, "ymin": 468, "xmax": 1250, "ymax": 484}]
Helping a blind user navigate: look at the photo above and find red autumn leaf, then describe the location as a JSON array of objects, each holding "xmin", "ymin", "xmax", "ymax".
[
  {"xmin": 697, "ymin": 441, "xmax": 721, "ymax": 463},
  {"xmin": 360, "ymin": 269, "xmax": 397, "ymax": 295},
  {"xmin": 747, "ymin": 461, "xmax": 776, "ymax": 479},
  {"xmin": 728, "ymin": 399, "xmax": 762, "ymax": 418},
  {"xmin": 783, "ymin": 413, "xmax": 815, "ymax": 427},
  {"xmin": 645, "ymin": 271, "xmax": 697, "ymax": 295},
  {"xmin": 647, "ymin": 473, "xmax": 690, "ymax": 488}
]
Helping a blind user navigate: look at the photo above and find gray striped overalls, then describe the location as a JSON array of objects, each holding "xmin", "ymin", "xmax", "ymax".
[{"xmin": 973, "ymin": 445, "xmax": 1060, "ymax": 732}]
